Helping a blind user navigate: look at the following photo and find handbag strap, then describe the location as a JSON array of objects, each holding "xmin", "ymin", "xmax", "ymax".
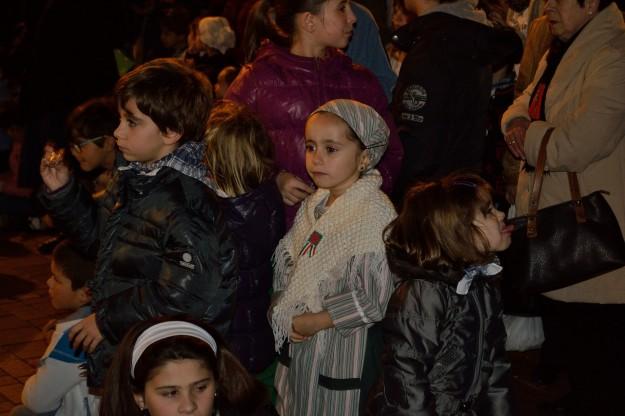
[{"xmin": 527, "ymin": 128, "xmax": 586, "ymax": 238}]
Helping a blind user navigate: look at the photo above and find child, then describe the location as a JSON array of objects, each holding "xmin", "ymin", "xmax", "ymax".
[
  {"xmin": 13, "ymin": 240, "xmax": 98, "ymax": 416},
  {"xmin": 100, "ymin": 317, "xmax": 277, "ymax": 416},
  {"xmin": 38, "ymin": 58, "xmax": 237, "ymax": 390},
  {"xmin": 270, "ymin": 99, "xmax": 396, "ymax": 415},
  {"xmin": 376, "ymin": 173, "xmax": 512, "ymax": 414},
  {"xmin": 66, "ymin": 96, "xmax": 118, "ymax": 194},
  {"xmin": 204, "ymin": 101, "xmax": 284, "ymax": 383}
]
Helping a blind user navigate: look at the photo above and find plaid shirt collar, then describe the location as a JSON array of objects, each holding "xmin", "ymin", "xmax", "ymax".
[{"xmin": 118, "ymin": 141, "xmax": 214, "ymax": 187}]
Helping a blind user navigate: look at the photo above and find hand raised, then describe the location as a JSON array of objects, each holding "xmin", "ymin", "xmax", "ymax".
[{"xmin": 40, "ymin": 145, "xmax": 71, "ymax": 192}]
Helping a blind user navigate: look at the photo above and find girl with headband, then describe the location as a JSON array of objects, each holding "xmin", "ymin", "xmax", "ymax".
[{"xmin": 100, "ymin": 318, "xmax": 277, "ymax": 416}]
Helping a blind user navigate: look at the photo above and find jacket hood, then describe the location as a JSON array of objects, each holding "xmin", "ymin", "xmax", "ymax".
[{"xmin": 392, "ymin": 12, "xmax": 522, "ymax": 67}]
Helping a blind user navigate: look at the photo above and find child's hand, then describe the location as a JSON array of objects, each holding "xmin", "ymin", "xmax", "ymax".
[
  {"xmin": 292, "ymin": 311, "xmax": 334, "ymax": 338},
  {"xmin": 69, "ymin": 313, "xmax": 103, "ymax": 353},
  {"xmin": 276, "ymin": 171, "xmax": 314, "ymax": 206},
  {"xmin": 40, "ymin": 145, "xmax": 70, "ymax": 192}
]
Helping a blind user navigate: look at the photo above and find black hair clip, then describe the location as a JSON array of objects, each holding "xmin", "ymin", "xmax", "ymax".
[{"xmin": 365, "ymin": 141, "xmax": 386, "ymax": 149}]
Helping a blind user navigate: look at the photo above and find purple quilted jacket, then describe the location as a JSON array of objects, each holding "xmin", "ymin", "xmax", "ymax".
[{"xmin": 226, "ymin": 42, "xmax": 403, "ymax": 227}]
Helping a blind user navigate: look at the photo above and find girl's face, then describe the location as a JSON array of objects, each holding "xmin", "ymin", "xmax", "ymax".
[
  {"xmin": 134, "ymin": 359, "xmax": 216, "ymax": 416},
  {"xmin": 311, "ymin": 0, "xmax": 357, "ymax": 50},
  {"xmin": 305, "ymin": 112, "xmax": 368, "ymax": 203},
  {"xmin": 473, "ymin": 203, "xmax": 513, "ymax": 252}
]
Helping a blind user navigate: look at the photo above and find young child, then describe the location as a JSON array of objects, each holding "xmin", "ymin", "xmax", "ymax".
[
  {"xmin": 376, "ymin": 173, "xmax": 512, "ymax": 415},
  {"xmin": 270, "ymin": 99, "xmax": 396, "ymax": 415},
  {"xmin": 100, "ymin": 317, "xmax": 276, "ymax": 416},
  {"xmin": 204, "ymin": 101, "xmax": 284, "ymax": 384},
  {"xmin": 38, "ymin": 58, "xmax": 237, "ymax": 390},
  {"xmin": 13, "ymin": 240, "xmax": 98, "ymax": 416},
  {"xmin": 66, "ymin": 96, "xmax": 118, "ymax": 194}
]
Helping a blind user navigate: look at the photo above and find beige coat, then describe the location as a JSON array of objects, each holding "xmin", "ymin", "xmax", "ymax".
[{"xmin": 501, "ymin": 3, "xmax": 625, "ymax": 304}]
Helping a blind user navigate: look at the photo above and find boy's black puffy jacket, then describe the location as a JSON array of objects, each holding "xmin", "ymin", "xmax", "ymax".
[
  {"xmin": 373, "ymin": 266, "xmax": 511, "ymax": 415},
  {"xmin": 391, "ymin": 13, "xmax": 522, "ymax": 199},
  {"xmin": 40, "ymin": 166, "xmax": 238, "ymax": 387}
]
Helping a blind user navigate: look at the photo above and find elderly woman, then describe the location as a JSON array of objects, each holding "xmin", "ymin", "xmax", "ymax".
[{"xmin": 501, "ymin": 0, "xmax": 625, "ymax": 413}]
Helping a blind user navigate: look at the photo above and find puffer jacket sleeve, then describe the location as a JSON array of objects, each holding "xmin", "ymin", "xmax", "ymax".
[
  {"xmin": 378, "ymin": 280, "xmax": 447, "ymax": 415},
  {"xmin": 38, "ymin": 176, "xmax": 105, "ymax": 257},
  {"xmin": 95, "ymin": 202, "xmax": 238, "ymax": 343}
]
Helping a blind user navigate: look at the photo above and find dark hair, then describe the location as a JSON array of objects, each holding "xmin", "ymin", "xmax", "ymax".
[
  {"xmin": 66, "ymin": 97, "xmax": 118, "ymax": 147},
  {"xmin": 243, "ymin": 0, "xmax": 327, "ymax": 62},
  {"xmin": 100, "ymin": 317, "xmax": 269, "ymax": 416},
  {"xmin": 204, "ymin": 101, "xmax": 275, "ymax": 197},
  {"xmin": 385, "ymin": 173, "xmax": 495, "ymax": 276},
  {"xmin": 52, "ymin": 240, "xmax": 95, "ymax": 290},
  {"xmin": 114, "ymin": 58, "xmax": 213, "ymax": 143}
]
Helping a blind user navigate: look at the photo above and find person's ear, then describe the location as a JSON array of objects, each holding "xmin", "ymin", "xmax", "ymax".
[
  {"xmin": 76, "ymin": 287, "xmax": 91, "ymax": 305},
  {"xmin": 133, "ymin": 393, "xmax": 145, "ymax": 411},
  {"xmin": 359, "ymin": 150, "xmax": 371, "ymax": 172},
  {"xmin": 103, "ymin": 135, "xmax": 115, "ymax": 151},
  {"xmin": 161, "ymin": 129, "xmax": 182, "ymax": 145},
  {"xmin": 301, "ymin": 11, "xmax": 317, "ymax": 33}
]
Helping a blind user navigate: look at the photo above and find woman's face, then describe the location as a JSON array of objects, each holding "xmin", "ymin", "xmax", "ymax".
[
  {"xmin": 134, "ymin": 359, "xmax": 216, "ymax": 416},
  {"xmin": 544, "ymin": 0, "xmax": 597, "ymax": 42}
]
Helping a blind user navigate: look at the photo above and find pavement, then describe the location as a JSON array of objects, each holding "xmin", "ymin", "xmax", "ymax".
[{"xmin": 0, "ymin": 230, "xmax": 571, "ymax": 416}]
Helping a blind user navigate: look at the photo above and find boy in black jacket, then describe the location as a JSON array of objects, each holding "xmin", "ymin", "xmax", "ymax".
[{"xmin": 39, "ymin": 58, "xmax": 238, "ymax": 388}]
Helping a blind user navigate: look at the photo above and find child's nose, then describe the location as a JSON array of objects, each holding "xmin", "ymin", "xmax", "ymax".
[
  {"xmin": 113, "ymin": 123, "xmax": 124, "ymax": 140},
  {"xmin": 46, "ymin": 277, "xmax": 53, "ymax": 288}
]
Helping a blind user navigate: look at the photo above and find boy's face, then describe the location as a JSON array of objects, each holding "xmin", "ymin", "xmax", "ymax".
[
  {"xmin": 47, "ymin": 260, "xmax": 89, "ymax": 311},
  {"xmin": 114, "ymin": 98, "xmax": 181, "ymax": 164},
  {"xmin": 69, "ymin": 133, "xmax": 114, "ymax": 172}
]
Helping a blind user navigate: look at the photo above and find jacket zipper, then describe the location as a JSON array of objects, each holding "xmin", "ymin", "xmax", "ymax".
[{"xmin": 465, "ymin": 290, "xmax": 484, "ymax": 409}]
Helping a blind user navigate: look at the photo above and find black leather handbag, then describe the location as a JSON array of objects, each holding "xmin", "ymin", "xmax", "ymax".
[{"xmin": 501, "ymin": 128, "xmax": 625, "ymax": 297}]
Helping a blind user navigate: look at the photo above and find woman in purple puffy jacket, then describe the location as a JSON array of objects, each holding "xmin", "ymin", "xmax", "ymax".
[{"xmin": 225, "ymin": 0, "xmax": 403, "ymax": 228}]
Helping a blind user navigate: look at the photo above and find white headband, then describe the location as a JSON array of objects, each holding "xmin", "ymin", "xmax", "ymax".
[{"xmin": 131, "ymin": 321, "xmax": 218, "ymax": 378}]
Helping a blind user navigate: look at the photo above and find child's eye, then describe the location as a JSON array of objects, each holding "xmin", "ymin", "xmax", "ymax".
[
  {"xmin": 160, "ymin": 389, "xmax": 178, "ymax": 398},
  {"xmin": 127, "ymin": 119, "xmax": 137, "ymax": 127},
  {"xmin": 326, "ymin": 146, "xmax": 337, "ymax": 153},
  {"xmin": 195, "ymin": 383, "xmax": 208, "ymax": 393},
  {"xmin": 305, "ymin": 143, "xmax": 316, "ymax": 152}
]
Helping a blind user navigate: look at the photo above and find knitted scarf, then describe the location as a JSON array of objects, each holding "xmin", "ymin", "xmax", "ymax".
[{"xmin": 271, "ymin": 170, "xmax": 396, "ymax": 350}]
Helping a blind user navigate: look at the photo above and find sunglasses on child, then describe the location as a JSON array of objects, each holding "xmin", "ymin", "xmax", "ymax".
[{"xmin": 72, "ymin": 136, "xmax": 106, "ymax": 153}]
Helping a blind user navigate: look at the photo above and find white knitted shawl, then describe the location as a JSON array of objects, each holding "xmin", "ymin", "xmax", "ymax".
[{"xmin": 271, "ymin": 170, "xmax": 396, "ymax": 351}]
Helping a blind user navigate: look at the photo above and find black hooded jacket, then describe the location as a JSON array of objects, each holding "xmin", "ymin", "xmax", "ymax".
[
  {"xmin": 391, "ymin": 12, "xmax": 522, "ymax": 199},
  {"xmin": 372, "ymin": 265, "xmax": 511, "ymax": 415}
]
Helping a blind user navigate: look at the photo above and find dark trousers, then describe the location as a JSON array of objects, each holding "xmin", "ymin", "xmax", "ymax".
[{"xmin": 540, "ymin": 297, "xmax": 625, "ymax": 415}]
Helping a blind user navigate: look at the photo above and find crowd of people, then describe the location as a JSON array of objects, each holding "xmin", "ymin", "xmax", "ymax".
[{"xmin": 1, "ymin": 0, "xmax": 624, "ymax": 415}]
